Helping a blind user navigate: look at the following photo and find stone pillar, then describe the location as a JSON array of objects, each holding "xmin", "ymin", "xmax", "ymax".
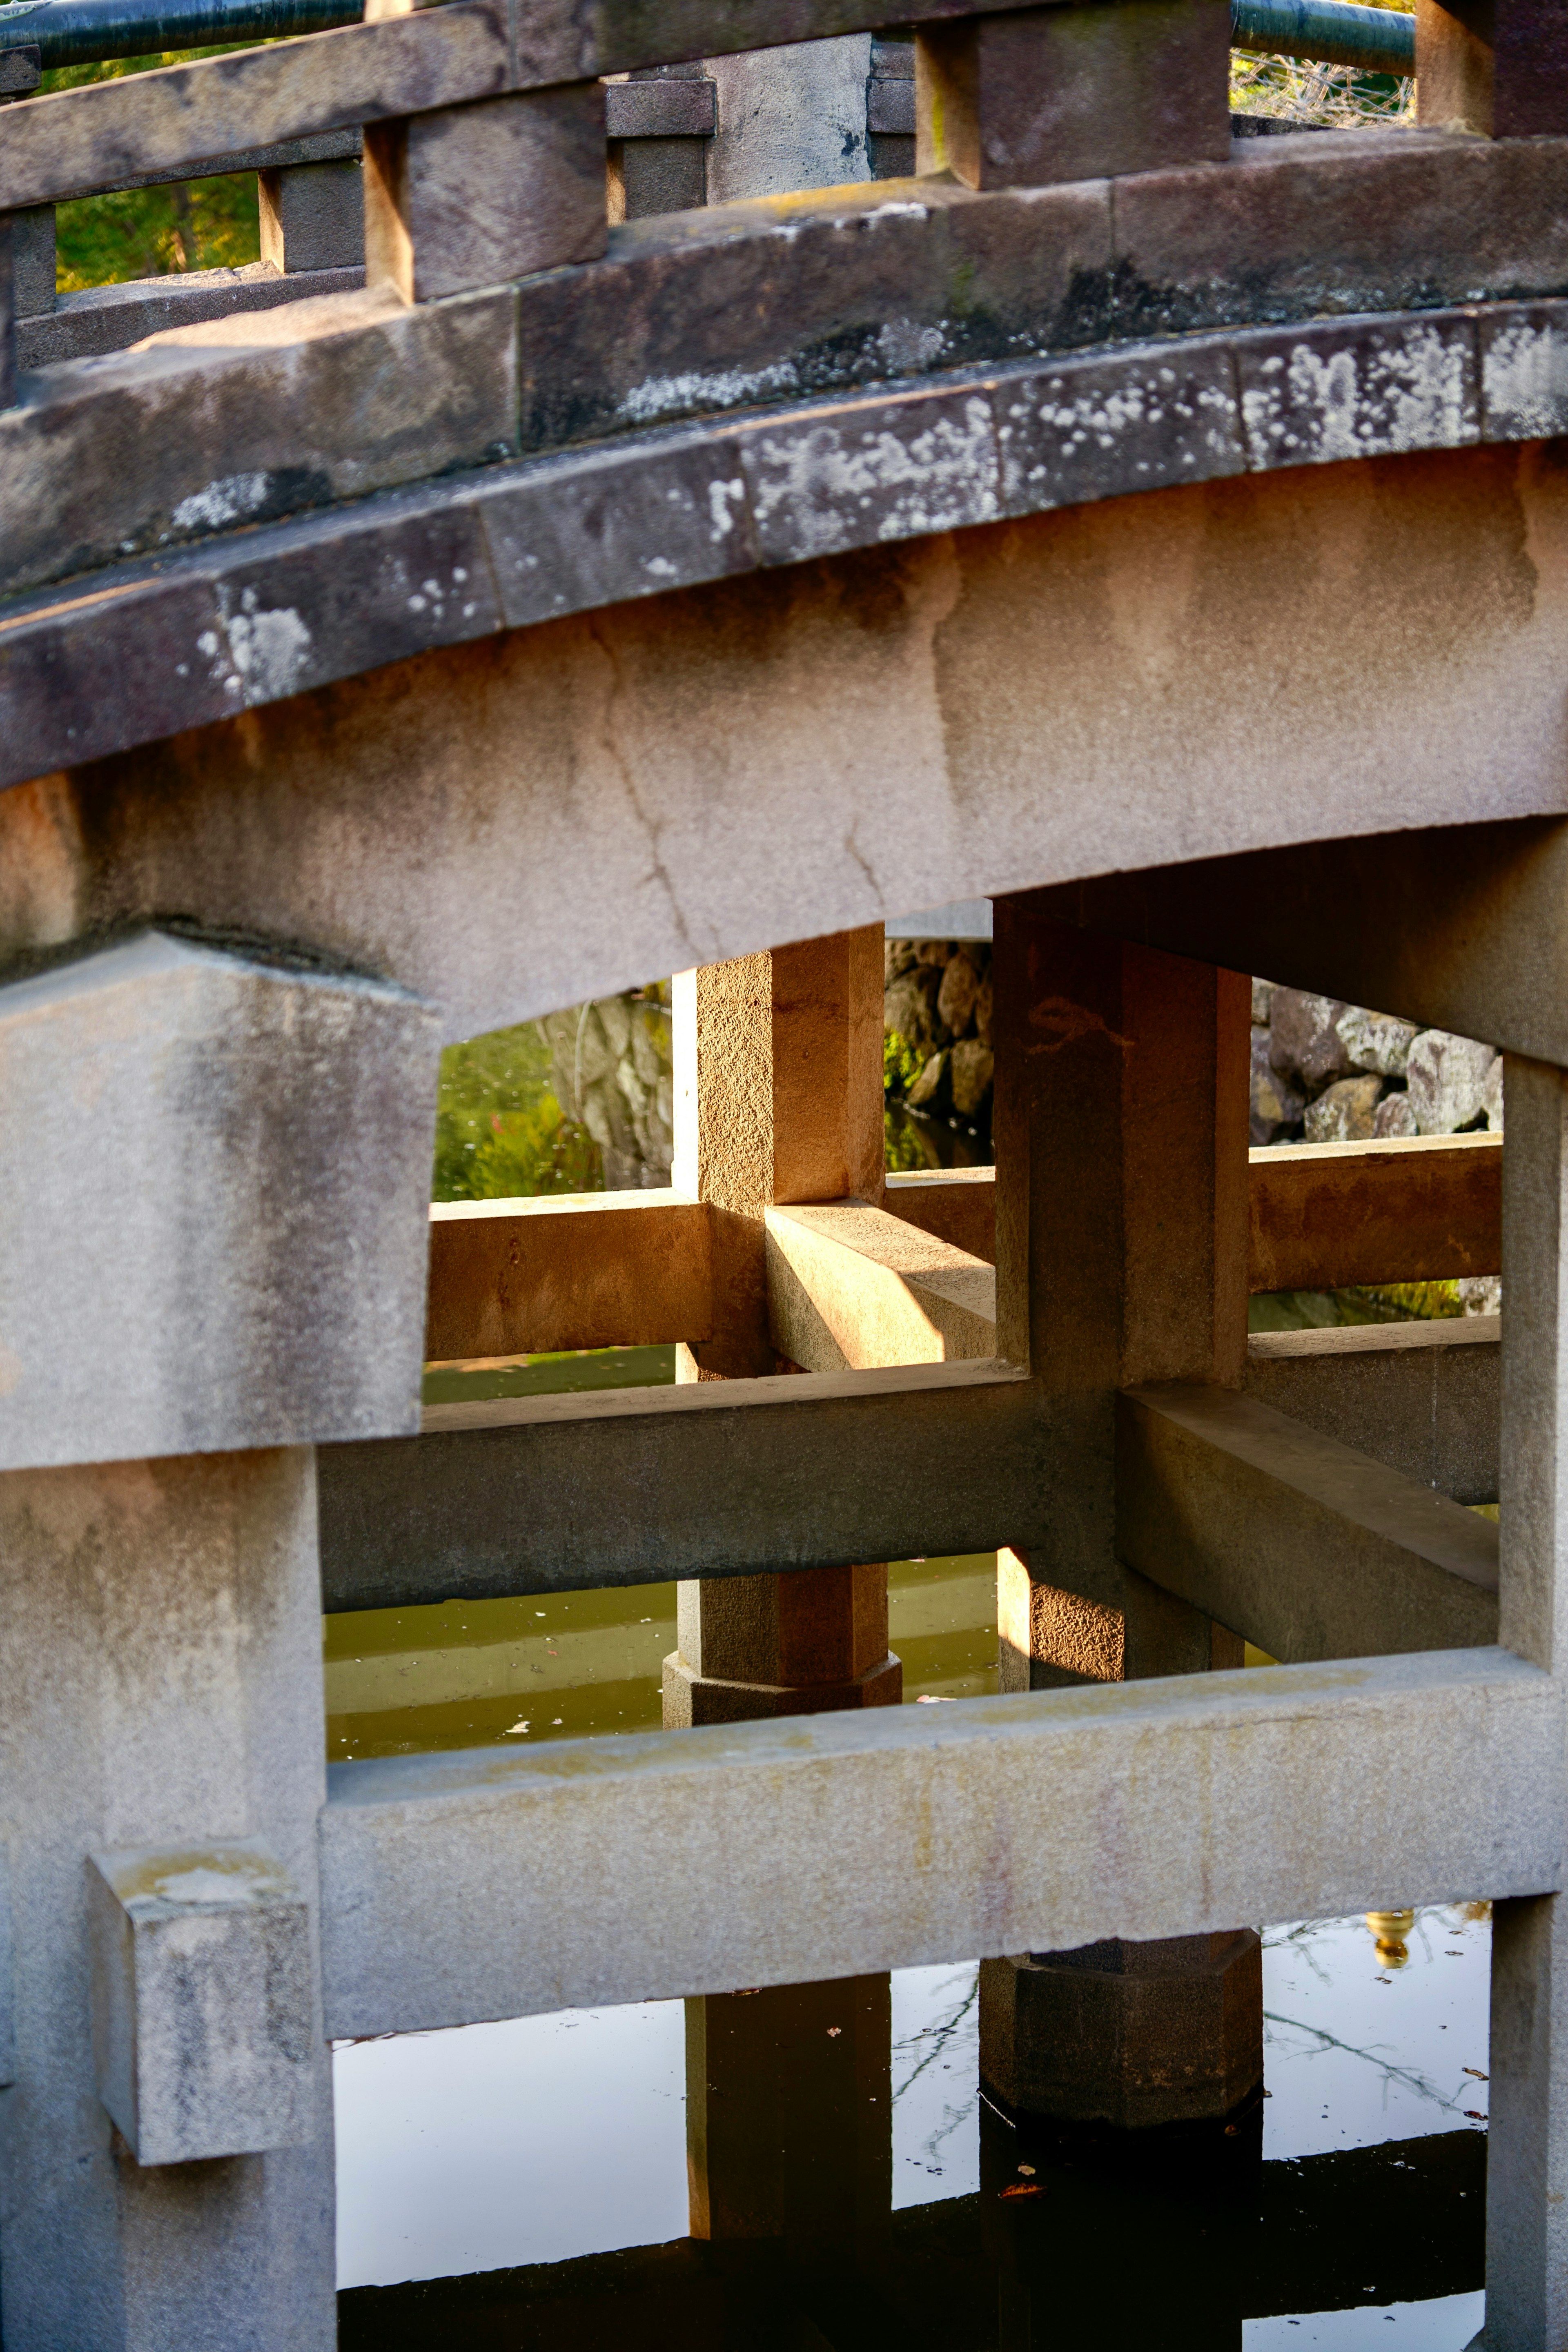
[
  {"xmin": 259, "ymin": 157, "xmax": 364, "ymax": 275},
  {"xmin": 0, "ymin": 932, "xmax": 439, "ymax": 2348},
  {"xmin": 704, "ymin": 37, "xmax": 873, "ymax": 203},
  {"xmin": 985, "ymin": 900, "xmax": 1262, "ymax": 2128},
  {"xmin": 1416, "ymin": 0, "xmax": 1568, "ymax": 138},
  {"xmin": 665, "ymin": 927, "xmax": 898, "ymax": 1724},
  {"xmin": 1481, "ymin": 1052, "xmax": 1568, "ymax": 2350}
]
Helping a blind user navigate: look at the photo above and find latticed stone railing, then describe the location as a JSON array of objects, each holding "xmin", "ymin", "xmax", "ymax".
[{"xmin": 3, "ymin": 0, "xmax": 1568, "ymax": 2343}]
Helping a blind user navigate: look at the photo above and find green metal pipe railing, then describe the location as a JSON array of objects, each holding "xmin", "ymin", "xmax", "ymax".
[{"xmin": 0, "ymin": 0, "xmax": 1416, "ymax": 80}]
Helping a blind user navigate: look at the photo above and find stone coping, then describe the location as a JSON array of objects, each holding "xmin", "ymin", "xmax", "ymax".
[{"xmin": 4, "ymin": 288, "xmax": 1568, "ymax": 792}]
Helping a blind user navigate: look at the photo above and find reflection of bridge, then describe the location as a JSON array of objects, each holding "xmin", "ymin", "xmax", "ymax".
[{"xmin": 0, "ymin": 0, "xmax": 1565, "ymax": 2341}]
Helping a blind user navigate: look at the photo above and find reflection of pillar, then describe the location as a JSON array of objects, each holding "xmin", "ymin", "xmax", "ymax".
[
  {"xmin": 686, "ymin": 1975, "xmax": 891, "ymax": 2257},
  {"xmin": 987, "ymin": 901, "xmax": 1262, "ymax": 2124},
  {"xmin": 664, "ymin": 928, "xmax": 900, "ymax": 1723}
]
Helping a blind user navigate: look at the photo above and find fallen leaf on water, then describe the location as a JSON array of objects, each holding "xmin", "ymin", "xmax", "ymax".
[
  {"xmin": 1465, "ymin": 2110, "xmax": 1486, "ymax": 2121},
  {"xmin": 915, "ymin": 1694, "xmax": 956, "ymax": 1704},
  {"xmin": 826, "ymin": 2027, "xmax": 842, "ymax": 2038},
  {"xmin": 1016, "ymin": 2165, "xmax": 1036, "ymax": 2177},
  {"xmin": 503, "ymin": 1720, "xmax": 530, "ymax": 1735},
  {"xmin": 999, "ymin": 2183, "xmax": 1042, "ymax": 2200},
  {"xmin": 1463, "ymin": 2067, "xmax": 1488, "ymax": 2081}
]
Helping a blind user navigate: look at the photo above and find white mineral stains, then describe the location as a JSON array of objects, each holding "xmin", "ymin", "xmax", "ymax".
[
  {"xmin": 168, "ymin": 471, "xmax": 273, "ymax": 535},
  {"xmin": 221, "ymin": 587, "xmax": 312, "ymax": 701},
  {"xmin": 875, "ymin": 318, "xmax": 949, "ymax": 376},
  {"xmin": 1482, "ymin": 318, "xmax": 1568, "ymax": 439},
  {"xmin": 619, "ymin": 359, "xmax": 800, "ymax": 427},
  {"xmin": 707, "ymin": 477, "xmax": 747, "ymax": 540},
  {"xmin": 749, "ymin": 394, "xmax": 999, "ymax": 559},
  {"xmin": 1241, "ymin": 325, "xmax": 1477, "ymax": 464}
]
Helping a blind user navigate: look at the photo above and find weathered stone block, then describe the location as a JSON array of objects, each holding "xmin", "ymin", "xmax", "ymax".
[
  {"xmin": 1480, "ymin": 301, "xmax": 1568, "ymax": 443},
  {"xmin": 477, "ymin": 431, "xmax": 757, "ymax": 630},
  {"xmin": 1236, "ymin": 312, "xmax": 1479, "ymax": 470},
  {"xmin": 17, "ymin": 259, "xmax": 366, "ymax": 370},
  {"xmin": 998, "ymin": 339, "xmax": 1243, "ymax": 517},
  {"xmin": 740, "ymin": 381, "xmax": 999, "ymax": 565},
  {"xmin": 0, "ymin": 932, "xmax": 439, "ymax": 1470},
  {"xmin": 364, "ymin": 84, "xmax": 606, "ymax": 304},
  {"xmin": 1417, "ymin": 0, "xmax": 1568, "ymax": 137},
  {"xmin": 0, "ymin": 283, "xmax": 519, "ymax": 598},
  {"xmin": 11, "ymin": 203, "xmax": 53, "ymax": 320},
  {"xmin": 980, "ymin": 1932, "xmax": 1263, "ymax": 2128},
  {"xmin": 260, "ymin": 156, "xmax": 364, "ymax": 274},
  {"xmin": 663, "ymin": 1647, "xmax": 902, "ymax": 1725},
  {"xmin": 0, "ymin": 213, "xmax": 13, "ymax": 412},
  {"xmin": 609, "ymin": 134, "xmax": 707, "ymax": 220},
  {"xmin": 705, "ymin": 37, "xmax": 873, "ymax": 204},
  {"xmin": 89, "ymin": 1842, "xmax": 314, "ymax": 2167},
  {"xmin": 1374, "ymin": 1090, "xmax": 1420, "ymax": 1139},
  {"xmin": 915, "ymin": 0, "xmax": 1230, "ymax": 189}
]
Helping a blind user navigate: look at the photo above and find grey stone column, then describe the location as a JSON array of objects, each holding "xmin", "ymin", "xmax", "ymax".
[
  {"xmin": 0, "ymin": 932, "xmax": 440, "ymax": 2349},
  {"xmin": 704, "ymin": 37, "xmax": 873, "ymax": 203},
  {"xmin": 1482, "ymin": 1053, "xmax": 1568, "ymax": 2350}
]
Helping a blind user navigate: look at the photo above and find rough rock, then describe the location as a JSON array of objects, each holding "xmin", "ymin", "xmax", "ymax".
[
  {"xmin": 884, "ymin": 966, "xmax": 947, "ymax": 1058},
  {"xmin": 1335, "ymin": 1005, "xmax": 1418, "ymax": 1077},
  {"xmin": 950, "ymin": 1040, "xmax": 995, "ymax": 1119},
  {"xmin": 1372, "ymin": 1089, "xmax": 1419, "ymax": 1138},
  {"xmin": 1250, "ymin": 1027, "xmax": 1304, "ymax": 1145},
  {"xmin": 1268, "ymin": 989, "xmax": 1355, "ymax": 1093},
  {"xmin": 1304, "ymin": 1073, "xmax": 1383, "ymax": 1143},
  {"xmin": 1405, "ymin": 1030, "xmax": 1498, "ymax": 1134},
  {"xmin": 1457, "ymin": 1276, "xmax": 1503, "ymax": 1315},
  {"xmin": 907, "ymin": 1049, "xmax": 951, "ymax": 1111},
  {"xmin": 1483, "ymin": 1055, "xmax": 1504, "ymax": 1134},
  {"xmin": 937, "ymin": 951, "xmax": 981, "ymax": 1039},
  {"xmin": 1250, "ymin": 977, "xmax": 1275, "ymax": 1026},
  {"xmin": 974, "ymin": 976, "xmax": 993, "ymax": 1049}
]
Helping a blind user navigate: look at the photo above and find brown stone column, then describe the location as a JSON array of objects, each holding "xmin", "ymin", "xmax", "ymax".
[
  {"xmin": 664, "ymin": 925, "xmax": 900, "ymax": 1723},
  {"xmin": 986, "ymin": 898, "xmax": 1262, "ymax": 2127}
]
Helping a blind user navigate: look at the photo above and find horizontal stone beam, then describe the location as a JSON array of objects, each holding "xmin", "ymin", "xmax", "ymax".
[
  {"xmin": 1243, "ymin": 1318, "xmax": 1499, "ymax": 1505},
  {"xmin": 1036, "ymin": 818, "xmax": 1568, "ymax": 1072},
  {"xmin": 1118, "ymin": 1382, "xmax": 1499, "ymax": 1662},
  {"xmin": 316, "ymin": 1360, "xmax": 1049, "ymax": 1612},
  {"xmin": 765, "ymin": 1203, "xmax": 995, "ymax": 1372},
  {"xmin": 1248, "ymin": 1131, "xmax": 1501, "ymax": 1291},
  {"xmin": 882, "ymin": 1167, "xmax": 996, "ymax": 1261},
  {"xmin": 425, "ymin": 1189, "xmax": 710, "ymax": 1362},
  {"xmin": 316, "ymin": 1645, "xmax": 1560, "ymax": 2036}
]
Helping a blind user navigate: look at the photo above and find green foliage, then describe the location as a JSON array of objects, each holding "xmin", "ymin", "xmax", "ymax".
[
  {"xmin": 25, "ymin": 45, "xmax": 263, "ymax": 286},
  {"xmin": 432, "ymin": 1022, "xmax": 602, "ymax": 1204},
  {"xmin": 1348, "ymin": 1281, "xmax": 1466, "ymax": 1320},
  {"xmin": 883, "ymin": 1029, "xmax": 924, "ymax": 1100}
]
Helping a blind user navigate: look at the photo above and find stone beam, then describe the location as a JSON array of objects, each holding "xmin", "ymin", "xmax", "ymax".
[
  {"xmin": 1243, "ymin": 1319, "xmax": 1499, "ymax": 1505},
  {"xmin": 882, "ymin": 1167, "xmax": 996, "ymax": 1261},
  {"xmin": 425, "ymin": 1189, "xmax": 710, "ymax": 1361},
  {"xmin": 316, "ymin": 1360, "xmax": 1045, "ymax": 1612},
  {"xmin": 316, "ymin": 1646, "xmax": 1561, "ymax": 2038},
  {"xmin": 1117, "ymin": 1383, "xmax": 1499, "ymax": 1662},
  {"xmin": 1249, "ymin": 1132, "xmax": 1501, "ymax": 1291},
  {"xmin": 765, "ymin": 1203, "xmax": 995, "ymax": 1372},
  {"xmin": 1036, "ymin": 819, "xmax": 1568, "ymax": 1071}
]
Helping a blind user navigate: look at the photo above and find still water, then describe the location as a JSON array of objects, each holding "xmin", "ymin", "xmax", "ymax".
[{"xmin": 327, "ymin": 1353, "xmax": 1490, "ymax": 2349}]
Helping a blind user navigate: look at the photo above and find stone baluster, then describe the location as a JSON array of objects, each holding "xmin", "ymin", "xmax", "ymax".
[
  {"xmin": 985, "ymin": 898, "xmax": 1263, "ymax": 2130},
  {"xmin": 260, "ymin": 156, "xmax": 364, "ymax": 276},
  {"xmin": 0, "ymin": 933, "xmax": 439, "ymax": 2349},
  {"xmin": 362, "ymin": 81, "xmax": 607, "ymax": 304},
  {"xmin": 915, "ymin": 0, "xmax": 1231, "ymax": 187},
  {"xmin": 663, "ymin": 927, "xmax": 899, "ymax": 1724},
  {"xmin": 1417, "ymin": 0, "xmax": 1568, "ymax": 136}
]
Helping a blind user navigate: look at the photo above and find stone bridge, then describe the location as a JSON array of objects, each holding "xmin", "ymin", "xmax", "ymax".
[{"xmin": 1, "ymin": 0, "xmax": 1566, "ymax": 2342}]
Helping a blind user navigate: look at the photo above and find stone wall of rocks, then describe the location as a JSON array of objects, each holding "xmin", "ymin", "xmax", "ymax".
[
  {"xmin": 540, "ymin": 987, "xmax": 674, "ymax": 1191},
  {"xmin": 884, "ymin": 938, "xmax": 996, "ymax": 1131},
  {"xmin": 1251, "ymin": 982, "xmax": 1503, "ymax": 1146}
]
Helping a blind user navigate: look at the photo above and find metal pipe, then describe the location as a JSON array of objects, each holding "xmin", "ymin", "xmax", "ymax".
[
  {"xmin": 1231, "ymin": 0, "xmax": 1414, "ymax": 75},
  {"xmin": 0, "ymin": 0, "xmax": 356, "ymax": 67},
  {"xmin": 0, "ymin": 0, "xmax": 1416, "ymax": 80}
]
